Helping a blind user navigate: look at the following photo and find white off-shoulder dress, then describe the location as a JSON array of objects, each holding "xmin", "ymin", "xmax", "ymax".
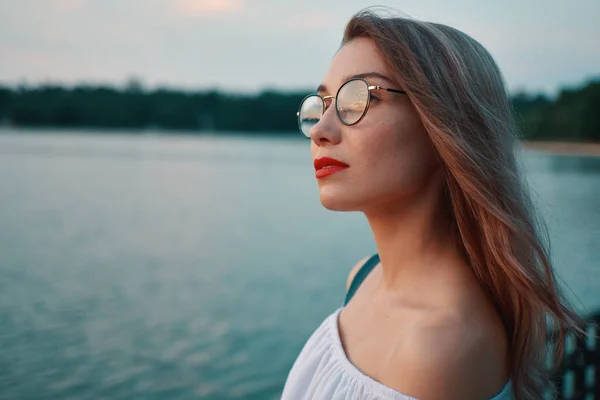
[{"xmin": 281, "ymin": 254, "xmax": 513, "ymax": 400}]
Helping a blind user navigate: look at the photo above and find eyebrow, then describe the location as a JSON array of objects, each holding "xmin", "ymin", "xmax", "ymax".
[{"xmin": 316, "ymin": 72, "xmax": 395, "ymax": 94}]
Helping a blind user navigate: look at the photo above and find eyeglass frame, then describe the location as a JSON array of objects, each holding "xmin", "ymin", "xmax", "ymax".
[{"xmin": 296, "ymin": 77, "xmax": 407, "ymax": 138}]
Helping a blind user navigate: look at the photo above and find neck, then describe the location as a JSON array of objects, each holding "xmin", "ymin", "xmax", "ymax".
[{"xmin": 363, "ymin": 171, "xmax": 466, "ymax": 294}]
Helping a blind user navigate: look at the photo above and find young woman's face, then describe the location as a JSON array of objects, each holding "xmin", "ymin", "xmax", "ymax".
[{"xmin": 310, "ymin": 37, "xmax": 440, "ymax": 212}]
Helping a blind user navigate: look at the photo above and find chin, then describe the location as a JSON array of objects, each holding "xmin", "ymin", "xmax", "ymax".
[{"xmin": 318, "ymin": 191, "xmax": 361, "ymax": 212}]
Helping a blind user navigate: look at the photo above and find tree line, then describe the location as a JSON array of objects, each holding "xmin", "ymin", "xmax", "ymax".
[{"xmin": 0, "ymin": 79, "xmax": 598, "ymax": 141}]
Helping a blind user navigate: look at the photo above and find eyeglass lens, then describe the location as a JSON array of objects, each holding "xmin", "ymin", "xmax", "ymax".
[{"xmin": 297, "ymin": 79, "xmax": 369, "ymax": 138}]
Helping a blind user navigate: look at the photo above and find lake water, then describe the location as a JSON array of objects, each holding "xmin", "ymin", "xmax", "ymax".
[{"xmin": 0, "ymin": 129, "xmax": 599, "ymax": 399}]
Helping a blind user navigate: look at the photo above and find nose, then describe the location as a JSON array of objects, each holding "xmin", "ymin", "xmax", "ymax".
[{"xmin": 309, "ymin": 102, "xmax": 342, "ymax": 146}]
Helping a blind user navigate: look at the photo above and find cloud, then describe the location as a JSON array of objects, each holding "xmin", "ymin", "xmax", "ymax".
[
  {"xmin": 55, "ymin": 0, "xmax": 87, "ymax": 12},
  {"xmin": 172, "ymin": 0, "xmax": 244, "ymax": 17},
  {"xmin": 287, "ymin": 13, "xmax": 331, "ymax": 30}
]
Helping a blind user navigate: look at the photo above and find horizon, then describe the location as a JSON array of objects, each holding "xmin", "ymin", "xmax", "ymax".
[{"xmin": 2, "ymin": 76, "xmax": 599, "ymax": 98}]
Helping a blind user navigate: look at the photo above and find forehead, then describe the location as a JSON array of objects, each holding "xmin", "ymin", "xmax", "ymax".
[{"xmin": 321, "ymin": 37, "xmax": 391, "ymax": 92}]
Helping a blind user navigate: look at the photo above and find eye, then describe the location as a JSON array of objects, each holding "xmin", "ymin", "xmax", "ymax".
[{"xmin": 369, "ymin": 93, "xmax": 379, "ymax": 102}]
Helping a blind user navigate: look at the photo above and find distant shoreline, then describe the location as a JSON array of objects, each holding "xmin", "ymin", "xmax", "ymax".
[
  {"xmin": 2, "ymin": 127, "xmax": 600, "ymax": 157},
  {"xmin": 521, "ymin": 141, "xmax": 600, "ymax": 157}
]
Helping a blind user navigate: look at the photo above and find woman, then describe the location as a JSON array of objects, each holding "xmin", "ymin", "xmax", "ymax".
[{"xmin": 281, "ymin": 8, "xmax": 582, "ymax": 400}]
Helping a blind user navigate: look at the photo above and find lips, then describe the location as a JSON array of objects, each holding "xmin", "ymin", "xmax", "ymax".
[
  {"xmin": 314, "ymin": 157, "xmax": 349, "ymax": 170},
  {"xmin": 313, "ymin": 157, "xmax": 349, "ymax": 178}
]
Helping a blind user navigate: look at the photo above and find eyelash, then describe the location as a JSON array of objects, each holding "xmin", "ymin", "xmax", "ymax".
[{"xmin": 369, "ymin": 93, "xmax": 379, "ymax": 101}]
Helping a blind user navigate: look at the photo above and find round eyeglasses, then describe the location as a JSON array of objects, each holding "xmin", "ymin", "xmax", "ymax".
[{"xmin": 296, "ymin": 77, "xmax": 406, "ymax": 138}]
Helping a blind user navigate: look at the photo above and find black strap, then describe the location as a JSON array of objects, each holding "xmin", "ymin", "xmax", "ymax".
[{"xmin": 344, "ymin": 254, "xmax": 380, "ymax": 306}]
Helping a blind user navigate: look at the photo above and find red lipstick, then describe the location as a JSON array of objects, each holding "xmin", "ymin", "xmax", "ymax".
[{"xmin": 313, "ymin": 157, "xmax": 349, "ymax": 179}]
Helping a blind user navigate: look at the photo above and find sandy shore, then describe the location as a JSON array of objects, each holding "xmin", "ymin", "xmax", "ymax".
[{"xmin": 521, "ymin": 141, "xmax": 600, "ymax": 157}]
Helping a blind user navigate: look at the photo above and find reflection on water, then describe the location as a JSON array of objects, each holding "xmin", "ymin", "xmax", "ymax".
[{"xmin": 0, "ymin": 129, "xmax": 599, "ymax": 399}]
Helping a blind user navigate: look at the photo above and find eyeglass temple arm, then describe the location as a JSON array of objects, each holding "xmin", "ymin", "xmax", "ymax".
[
  {"xmin": 385, "ymin": 88, "xmax": 406, "ymax": 94},
  {"xmin": 369, "ymin": 85, "xmax": 406, "ymax": 95}
]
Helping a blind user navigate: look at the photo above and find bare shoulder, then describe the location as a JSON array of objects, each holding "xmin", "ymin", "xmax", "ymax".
[
  {"xmin": 385, "ymin": 311, "xmax": 509, "ymax": 400},
  {"xmin": 345, "ymin": 256, "xmax": 371, "ymax": 291}
]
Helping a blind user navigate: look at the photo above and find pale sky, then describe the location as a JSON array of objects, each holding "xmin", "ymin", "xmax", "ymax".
[{"xmin": 0, "ymin": 0, "xmax": 598, "ymax": 95}]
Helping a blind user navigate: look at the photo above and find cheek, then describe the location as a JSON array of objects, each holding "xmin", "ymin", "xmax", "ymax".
[{"xmin": 357, "ymin": 116, "xmax": 437, "ymax": 195}]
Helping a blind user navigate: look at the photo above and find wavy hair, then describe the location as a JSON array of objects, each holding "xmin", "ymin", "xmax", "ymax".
[{"xmin": 342, "ymin": 8, "xmax": 583, "ymax": 399}]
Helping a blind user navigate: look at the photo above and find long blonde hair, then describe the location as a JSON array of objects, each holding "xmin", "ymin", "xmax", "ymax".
[{"xmin": 342, "ymin": 8, "xmax": 583, "ymax": 399}]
